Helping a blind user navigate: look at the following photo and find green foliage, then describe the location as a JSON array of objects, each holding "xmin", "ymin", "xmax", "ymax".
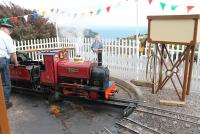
[
  {"xmin": 0, "ymin": 2, "xmax": 56, "ymax": 40},
  {"xmin": 83, "ymin": 28, "xmax": 97, "ymax": 38}
]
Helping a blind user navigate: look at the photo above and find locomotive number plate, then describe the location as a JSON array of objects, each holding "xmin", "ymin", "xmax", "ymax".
[{"xmin": 66, "ymin": 68, "xmax": 79, "ymax": 73}]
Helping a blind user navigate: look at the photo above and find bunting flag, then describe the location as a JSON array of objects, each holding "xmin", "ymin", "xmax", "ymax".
[
  {"xmin": 96, "ymin": 9, "xmax": 101, "ymax": 15},
  {"xmin": 171, "ymin": 5, "xmax": 178, "ymax": 11},
  {"xmin": 73, "ymin": 13, "xmax": 77, "ymax": 18},
  {"xmin": 13, "ymin": 17, "xmax": 18, "ymax": 22},
  {"xmin": 148, "ymin": 0, "xmax": 153, "ymax": 5},
  {"xmin": 2, "ymin": 18, "xmax": 8, "ymax": 24},
  {"xmin": 187, "ymin": 6, "xmax": 194, "ymax": 13},
  {"xmin": 23, "ymin": 15, "xmax": 29, "ymax": 22},
  {"xmin": 106, "ymin": 6, "xmax": 111, "ymax": 13},
  {"xmin": 2, "ymin": 0, "xmax": 198, "ymax": 25},
  {"xmin": 0, "ymin": 0, "xmax": 133, "ymax": 23},
  {"xmin": 56, "ymin": 9, "xmax": 59, "ymax": 14},
  {"xmin": 147, "ymin": 0, "xmax": 197, "ymax": 13},
  {"xmin": 160, "ymin": 2, "xmax": 166, "ymax": 11},
  {"xmin": 32, "ymin": 11, "xmax": 39, "ymax": 19},
  {"xmin": 61, "ymin": 11, "xmax": 65, "ymax": 14},
  {"xmin": 89, "ymin": 11, "xmax": 93, "ymax": 16},
  {"xmin": 51, "ymin": 8, "xmax": 54, "ymax": 12},
  {"xmin": 41, "ymin": 11, "xmax": 46, "ymax": 16},
  {"xmin": 81, "ymin": 13, "xmax": 85, "ymax": 17}
]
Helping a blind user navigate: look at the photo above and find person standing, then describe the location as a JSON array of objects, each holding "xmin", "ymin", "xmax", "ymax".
[
  {"xmin": 91, "ymin": 34, "xmax": 103, "ymax": 66},
  {"xmin": 91, "ymin": 34, "xmax": 103, "ymax": 53},
  {"xmin": 0, "ymin": 23, "xmax": 18, "ymax": 109}
]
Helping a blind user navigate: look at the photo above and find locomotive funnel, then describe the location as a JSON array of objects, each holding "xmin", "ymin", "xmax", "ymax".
[{"xmin": 97, "ymin": 49, "xmax": 103, "ymax": 66}]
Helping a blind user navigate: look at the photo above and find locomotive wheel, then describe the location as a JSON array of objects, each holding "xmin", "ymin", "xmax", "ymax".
[{"xmin": 88, "ymin": 91, "xmax": 99, "ymax": 100}]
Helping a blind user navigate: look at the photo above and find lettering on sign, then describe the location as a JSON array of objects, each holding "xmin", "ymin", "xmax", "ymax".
[{"xmin": 66, "ymin": 68, "xmax": 79, "ymax": 73}]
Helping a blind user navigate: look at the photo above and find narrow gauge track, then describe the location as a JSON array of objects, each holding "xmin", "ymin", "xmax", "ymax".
[
  {"xmin": 12, "ymin": 82, "xmax": 200, "ymax": 134},
  {"xmin": 95, "ymin": 83, "xmax": 200, "ymax": 134},
  {"xmin": 116, "ymin": 117, "xmax": 162, "ymax": 134},
  {"xmin": 116, "ymin": 83, "xmax": 200, "ymax": 125},
  {"xmin": 137, "ymin": 104, "xmax": 200, "ymax": 125},
  {"xmin": 11, "ymin": 83, "xmax": 139, "ymax": 117}
]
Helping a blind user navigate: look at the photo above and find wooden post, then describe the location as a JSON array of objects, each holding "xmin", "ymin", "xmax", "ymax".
[
  {"xmin": 186, "ymin": 45, "xmax": 195, "ymax": 95},
  {"xmin": 182, "ymin": 46, "xmax": 190, "ymax": 101},
  {"xmin": 159, "ymin": 44, "xmax": 164, "ymax": 87},
  {"xmin": 0, "ymin": 74, "xmax": 10, "ymax": 134}
]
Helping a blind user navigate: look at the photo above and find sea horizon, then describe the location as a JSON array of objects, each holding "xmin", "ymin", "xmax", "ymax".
[{"xmin": 91, "ymin": 26, "xmax": 148, "ymax": 38}]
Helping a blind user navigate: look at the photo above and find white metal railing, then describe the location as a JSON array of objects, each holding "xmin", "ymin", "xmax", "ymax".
[{"xmin": 14, "ymin": 37, "xmax": 200, "ymax": 92}]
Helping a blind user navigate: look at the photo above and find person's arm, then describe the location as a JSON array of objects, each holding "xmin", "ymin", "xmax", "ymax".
[
  {"xmin": 91, "ymin": 42, "xmax": 97, "ymax": 53},
  {"xmin": 10, "ymin": 53, "xmax": 18, "ymax": 66},
  {"xmin": 6, "ymin": 36, "xmax": 18, "ymax": 66}
]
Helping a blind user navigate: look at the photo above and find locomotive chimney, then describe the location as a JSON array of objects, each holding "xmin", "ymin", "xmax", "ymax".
[{"xmin": 97, "ymin": 49, "xmax": 102, "ymax": 66}]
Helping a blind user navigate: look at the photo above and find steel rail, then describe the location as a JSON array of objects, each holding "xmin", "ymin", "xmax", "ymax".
[
  {"xmin": 115, "ymin": 121, "xmax": 140, "ymax": 134},
  {"xmin": 103, "ymin": 127, "xmax": 113, "ymax": 134},
  {"xmin": 139, "ymin": 104, "xmax": 200, "ymax": 119},
  {"xmin": 115, "ymin": 83, "xmax": 133, "ymax": 98},
  {"xmin": 138, "ymin": 104, "xmax": 200, "ymax": 125},
  {"xmin": 134, "ymin": 108, "xmax": 200, "ymax": 125},
  {"xmin": 124, "ymin": 117, "xmax": 163, "ymax": 134}
]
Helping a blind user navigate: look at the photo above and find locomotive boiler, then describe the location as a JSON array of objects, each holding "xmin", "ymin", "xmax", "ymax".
[{"xmin": 9, "ymin": 50, "xmax": 117, "ymax": 101}]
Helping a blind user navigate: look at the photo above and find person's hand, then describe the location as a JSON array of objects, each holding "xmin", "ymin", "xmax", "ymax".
[{"xmin": 14, "ymin": 62, "xmax": 19, "ymax": 67}]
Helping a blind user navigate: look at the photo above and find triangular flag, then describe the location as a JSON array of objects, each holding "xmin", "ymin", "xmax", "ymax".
[
  {"xmin": 51, "ymin": 8, "xmax": 54, "ymax": 12},
  {"xmin": 32, "ymin": 11, "xmax": 39, "ymax": 19},
  {"xmin": 187, "ymin": 6, "xmax": 194, "ymax": 13},
  {"xmin": 23, "ymin": 15, "xmax": 28, "ymax": 22},
  {"xmin": 73, "ymin": 13, "xmax": 77, "ymax": 18},
  {"xmin": 160, "ymin": 2, "xmax": 166, "ymax": 11},
  {"xmin": 13, "ymin": 17, "xmax": 18, "ymax": 22},
  {"xmin": 56, "ymin": 9, "xmax": 59, "ymax": 14},
  {"xmin": 89, "ymin": 11, "xmax": 93, "ymax": 16},
  {"xmin": 106, "ymin": 6, "xmax": 111, "ymax": 13},
  {"xmin": 171, "ymin": 5, "xmax": 178, "ymax": 11},
  {"xmin": 61, "ymin": 11, "xmax": 65, "ymax": 14},
  {"xmin": 148, "ymin": 0, "xmax": 153, "ymax": 5},
  {"xmin": 96, "ymin": 9, "xmax": 101, "ymax": 15},
  {"xmin": 81, "ymin": 13, "xmax": 85, "ymax": 17},
  {"xmin": 2, "ymin": 18, "xmax": 8, "ymax": 24},
  {"xmin": 41, "ymin": 11, "xmax": 46, "ymax": 16}
]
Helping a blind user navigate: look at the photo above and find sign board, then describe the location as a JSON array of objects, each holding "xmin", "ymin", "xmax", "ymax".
[{"xmin": 147, "ymin": 14, "xmax": 200, "ymax": 45}]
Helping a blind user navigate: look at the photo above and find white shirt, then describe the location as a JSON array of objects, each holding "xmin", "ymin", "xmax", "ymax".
[{"xmin": 0, "ymin": 30, "xmax": 16, "ymax": 58}]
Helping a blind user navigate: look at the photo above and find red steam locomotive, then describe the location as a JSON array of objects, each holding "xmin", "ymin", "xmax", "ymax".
[{"xmin": 9, "ymin": 50, "xmax": 117, "ymax": 101}]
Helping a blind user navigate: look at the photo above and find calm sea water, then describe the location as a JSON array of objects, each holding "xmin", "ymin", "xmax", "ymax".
[{"xmin": 91, "ymin": 26, "xmax": 147, "ymax": 38}]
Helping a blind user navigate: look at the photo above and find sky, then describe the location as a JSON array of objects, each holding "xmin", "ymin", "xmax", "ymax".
[{"xmin": 1, "ymin": 0, "xmax": 200, "ymax": 28}]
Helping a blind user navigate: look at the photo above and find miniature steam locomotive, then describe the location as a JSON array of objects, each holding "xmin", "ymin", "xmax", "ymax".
[{"xmin": 9, "ymin": 50, "xmax": 117, "ymax": 101}]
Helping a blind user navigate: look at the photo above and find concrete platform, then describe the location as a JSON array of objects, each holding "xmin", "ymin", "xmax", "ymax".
[
  {"xmin": 7, "ymin": 93, "xmax": 123, "ymax": 134},
  {"xmin": 7, "ymin": 94, "xmax": 64, "ymax": 134}
]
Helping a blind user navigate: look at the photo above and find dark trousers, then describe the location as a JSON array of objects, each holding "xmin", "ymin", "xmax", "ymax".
[{"xmin": 0, "ymin": 57, "xmax": 11, "ymax": 105}]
